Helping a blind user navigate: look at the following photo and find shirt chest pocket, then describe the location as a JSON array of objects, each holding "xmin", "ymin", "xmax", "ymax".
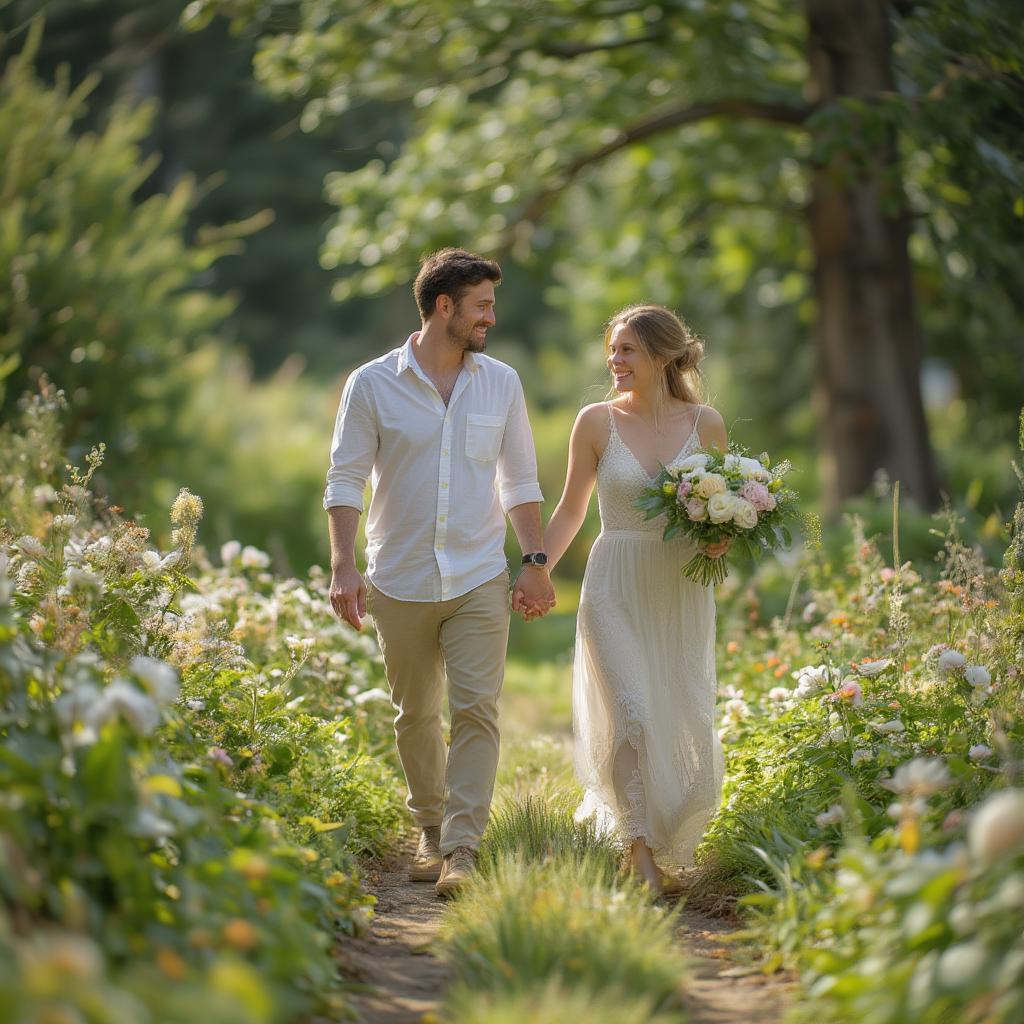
[{"xmin": 465, "ymin": 413, "xmax": 505, "ymax": 462}]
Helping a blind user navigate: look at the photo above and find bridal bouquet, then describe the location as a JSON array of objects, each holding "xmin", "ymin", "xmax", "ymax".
[{"xmin": 636, "ymin": 445, "xmax": 800, "ymax": 586}]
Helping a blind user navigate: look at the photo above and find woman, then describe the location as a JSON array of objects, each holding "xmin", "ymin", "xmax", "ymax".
[{"xmin": 543, "ymin": 304, "xmax": 728, "ymax": 895}]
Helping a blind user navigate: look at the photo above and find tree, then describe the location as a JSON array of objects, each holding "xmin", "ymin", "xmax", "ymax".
[{"xmin": 197, "ymin": 0, "xmax": 1024, "ymax": 513}]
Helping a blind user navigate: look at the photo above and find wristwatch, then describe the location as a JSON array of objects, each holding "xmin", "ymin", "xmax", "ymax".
[{"xmin": 521, "ymin": 552, "xmax": 549, "ymax": 568}]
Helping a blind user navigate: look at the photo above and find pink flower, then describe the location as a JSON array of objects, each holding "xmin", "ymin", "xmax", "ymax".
[
  {"xmin": 684, "ymin": 498, "xmax": 708, "ymax": 522},
  {"xmin": 880, "ymin": 567, "xmax": 896, "ymax": 582},
  {"xmin": 739, "ymin": 480, "xmax": 776, "ymax": 512},
  {"xmin": 833, "ymin": 679, "xmax": 863, "ymax": 706},
  {"xmin": 676, "ymin": 479, "xmax": 693, "ymax": 502},
  {"xmin": 208, "ymin": 746, "xmax": 233, "ymax": 767}
]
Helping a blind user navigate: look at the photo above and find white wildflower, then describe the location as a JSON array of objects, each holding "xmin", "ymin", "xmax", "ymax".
[
  {"xmin": 851, "ymin": 747, "xmax": 875, "ymax": 767},
  {"xmin": 93, "ymin": 681, "xmax": 161, "ymax": 736},
  {"xmin": 815, "ymin": 805, "xmax": 844, "ymax": 827},
  {"xmin": 937, "ymin": 649, "xmax": 967, "ymax": 673},
  {"xmin": 32, "ymin": 484, "xmax": 57, "ymax": 506},
  {"xmin": 15, "ymin": 535, "xmax": 47, "ymax": 561},
  {"xmin": 884, "ymin": 757, "xmax": 951, "ymax": 797},
  {"xmin": 936, "ymin": 942, "xmax": 988, "ymax": 990},
  {"xmin": 221, "ymin": 540, "xmax": 242, "ymax": 565},
  {"xmin": 185, "ymin": 699, "xmax": 206, "ymax": 712},
  {"xmin": 65, "ymin": 566, "xmax": 104, "ymax": 594},
  {"xmin": 964, "ymin": 665, "xmax": 991, "ymax": 688},
  {"xmin": 240, "ymin": 545, "xmax": 271, "ymax": 569},
  {"xmin": 970, "ymin": 685, "xmax": 994, "ymax": 706},
  {"xmin": 768, "ymin": 687, "xmax": 791, "ymax": 701},
  {"xmin": 855, "ymin": 658, "xmax": 892, "ymax": 677},
  {"xmin": 352, "ymin": 687, "xmax": 392, "ymax": 705},
  {"xmin": 129, "ymin": 656, "xmax": 180, "ymax": 704},
  {"xmin": 887, "ymin": 798, "xmax": 926, "ymax": 819},
  {"xmin": 722, "ymin": 697, "xmax": 749, "ymax": 724},
  {"xmin": 968, "ymin": 744, "xmax": 993, "ymax": 761},
  {"xmin": 52, "ymin": 514, "xmax": 77, "ymax": 531},
  {"xmin": 968, "ymin": 789, "xmax": 1024, "ymax": 866},
  {"xmin": 873, "ymin": 719, "xmax": 905, "ymax": 735}
]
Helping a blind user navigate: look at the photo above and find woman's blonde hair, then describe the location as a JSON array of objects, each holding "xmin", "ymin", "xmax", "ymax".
[{"xmin": 604, "ymin": 304, "xmax": 704, "ymax": 405}]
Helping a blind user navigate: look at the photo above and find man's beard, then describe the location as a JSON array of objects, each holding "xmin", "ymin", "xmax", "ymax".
[{"xmin": 447, "ymin": 315, "xmax": 487, "ymax": 352}]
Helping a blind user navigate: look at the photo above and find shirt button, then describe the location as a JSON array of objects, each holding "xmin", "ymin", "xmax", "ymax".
[
  {"xmin": 442, "ymin": 449, "xmax": 449, "ymax": 456},
  {"xmin": 441, "ymin": 482, "xmax": 448, "ymax": 489},
  {"xmin": 439, "ymin": 515, "xmax": 446, "ymax": 523}
]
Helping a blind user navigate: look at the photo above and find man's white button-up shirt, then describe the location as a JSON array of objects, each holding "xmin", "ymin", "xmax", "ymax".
[{"xmin": 323, "ymin": 334, "xmax": 544, "ymax": 602}]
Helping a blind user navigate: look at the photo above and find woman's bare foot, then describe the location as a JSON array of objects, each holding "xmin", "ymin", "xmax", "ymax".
[{"xmin": 626, "ymin": 840, "xmax": 687, "ymax": 897}]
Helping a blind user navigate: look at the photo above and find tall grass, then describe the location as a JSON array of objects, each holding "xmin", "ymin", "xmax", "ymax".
[
  {"xmin": 440, "ymin": 852, "xmax": 687, "ymax": 1012},
  {"xmin": 445, "ymin": 979, "xmax": 686, "ymax": 1023}
]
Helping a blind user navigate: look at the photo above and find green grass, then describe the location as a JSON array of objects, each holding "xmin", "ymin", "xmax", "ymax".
[
  {"xmin": 439, "ymin": 852, "xmax": 688, "ymax": 1012},
  {"xmin": 444, "ymin": 979, "xmax": 686, "ymax": 1023},
  {"xmin": 479, "ymin": 794, "xmax": 621, "ymax": 882}
]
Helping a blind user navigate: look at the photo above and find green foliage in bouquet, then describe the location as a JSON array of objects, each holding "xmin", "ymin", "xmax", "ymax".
[
  {"xmin": 0, "ymin": 384, "xmax": 404, "ymax": 1021},
  {"xmin": 637, "ymin": 444, "xmax": 804, "ymax": 586}
]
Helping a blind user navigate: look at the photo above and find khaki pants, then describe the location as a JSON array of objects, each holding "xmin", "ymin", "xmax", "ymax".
[{"xmin": 366, "ymin": 571, "xmax": 510, "ymax": 855}]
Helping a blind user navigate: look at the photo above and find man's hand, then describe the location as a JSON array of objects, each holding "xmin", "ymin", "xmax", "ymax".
[
  {"xmin": 330, "ymin": 564, "xmax": 366, "ymax": 631},
  {"xmin": 702, "ymin": 537, "xmax": 732, "ymax": 559},
  {"xmin": 512, "ymin": 567, "xmax": 556, "ymax": 621}
]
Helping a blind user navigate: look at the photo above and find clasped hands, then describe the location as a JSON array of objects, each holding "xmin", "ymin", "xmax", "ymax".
[{"xmin": 511, "ymin": 567, "xmax": 556, "ymax": 622}]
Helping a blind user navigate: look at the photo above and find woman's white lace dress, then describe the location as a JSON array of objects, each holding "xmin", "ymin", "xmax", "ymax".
[{"xmin": 573, "ymin": 406, "xmax": 724, "ymax": 866}]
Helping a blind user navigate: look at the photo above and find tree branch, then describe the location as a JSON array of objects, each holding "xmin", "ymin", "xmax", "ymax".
[
  {"xmin": 517, "ymin": 97, "xmax": 812, "ymax": 225},
  {"xmin": 538, "ymin": 32, "xmax": 665, "ymax": 58}
]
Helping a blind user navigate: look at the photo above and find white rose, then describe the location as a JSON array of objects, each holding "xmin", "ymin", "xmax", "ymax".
[
  {"xmin": 969, "ymin": 789, "xmax": 1024, "ymax": 866},
  {"xmin": 697, "ymin": 473, "xmax": 727, "ymax": 499},
  {"xmin": 732, "ymin": 497, "xmax": 757, "ymax": 530},
  {"xmin": 677, "ymin": 453, "xmax": 709, "ymax": 473},
  {"xmin": 738, "ymin": 456, "xmax": 770, "ymax": 480},
  {"xmin": 707, "ymin": 492, "xmax": 734, "ymax": 524},
  {"xmin": 937, "ymin": 649, "xmax": 967, "ymax": 673},
  {"xmin": 964, "ymin": 665, "xmax": 991, "ymax": 687}
]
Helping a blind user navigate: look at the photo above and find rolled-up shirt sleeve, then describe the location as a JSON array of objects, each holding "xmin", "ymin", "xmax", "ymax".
[
  {"xmin": 496, "ymin": 374, "xmax": 544, "ymax": 513},
  {"xmin": 323, "ymin": 370, "xmax": 377, "ymax": 511}
]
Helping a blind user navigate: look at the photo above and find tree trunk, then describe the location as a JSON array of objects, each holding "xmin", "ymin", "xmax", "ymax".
[{"xmin": 805, "ymin": 0, "xmax": 940, "ymax": 516}]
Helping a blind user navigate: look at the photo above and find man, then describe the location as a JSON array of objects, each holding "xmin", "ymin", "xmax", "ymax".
[{"xmin": 324, "ymin": 247, "xmax": 555, "ymax": 898}]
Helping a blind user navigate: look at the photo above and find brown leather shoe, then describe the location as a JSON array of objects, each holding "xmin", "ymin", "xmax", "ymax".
[
  {"xmin": 434, "ymin": 845, "xmax": 477, "ymax": 899},
  {"xmin": 408, "ymin": 826, "xmax": 442, "ymax": 882}
]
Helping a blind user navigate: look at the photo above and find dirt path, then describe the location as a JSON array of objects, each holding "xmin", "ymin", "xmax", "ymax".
[
  {"xmin": 338, "ymin": 842, "xmax": 449, "ymax": 1024},
  {"xmin": 338, "ymin": 845, "xmax": 794, "ymax": 1023},
  {"xmin": 674, "ymin": 906, "xmax": 796, "ymax": 1023}
]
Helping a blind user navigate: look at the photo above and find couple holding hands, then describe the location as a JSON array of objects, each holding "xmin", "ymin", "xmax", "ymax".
[{"xmin": 326, "ymin": 248, "xmax": 726, "ymax": 898}]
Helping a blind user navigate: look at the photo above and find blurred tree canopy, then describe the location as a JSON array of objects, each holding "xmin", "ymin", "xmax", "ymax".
[{"xmin": 197, "ymin": 0, "xmax": 1024, "ymax": 512}]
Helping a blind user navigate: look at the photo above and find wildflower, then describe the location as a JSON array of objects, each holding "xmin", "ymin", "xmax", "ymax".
[
  {"xmin": 851, "ymin": 747, "xmax": 874, "ymax": 767},
  {"xmin": 130, "ymin": 656, "xmax": 180, "ymax": 704},
  {"xmin": 793, "ymin": 664, "xmax": 829, "ymax": 699},
  {"xmin": 832, "ymin": 678, "xmax": 864, "ymax": 707},
  {"xmin": 768, "ymin": 687, "xmax": 790, "ymax": 701},
  {"xmin": 141, "ymin": 550, "xmax": 180, "ymax": 573},
  {"xmin": 964, "ymin": 665, "xmax": 991, "ymax": 688},
  {"xmin": 815, "ymin": 805, "xmax": 844, "ymax": 827},
  {"xmin": 209, "ymin": 746, "xmax": 234, "ymax": 767},
  {"xmin": 185, "ymin": 699, "xmax": 206, "ymax": 711},
  {"xmin": 801, "ymin": 601, "xmax": 817, "ymax": 623},
  {"xmin": 969, "ymin": 685, "xmax": 994, "ymax": 706},
  {"xmin": 873, "ymin": 718, "xmax": 905, "ymax": 735},
  {"xmin": 884, "ymin": 757, "xmax": 951, "ymax": 797},
  {"xmin": 95, "ymin": 681, "xmax": 161, "ymax": 735},
  {"xmin": 725, "ymin": 640, "xmax": 740, "ymax": 654},
  {"xmin": 968, "ymin": 744, "xmax": 993, "ymax": 761},
  {"xmin": 722, "ymin": 697, "xmax": 749, "ymax": 724},
  {"xmin": 937, "ymin": 649, "xmax": 967, "ymax": 673},
  {"xmin": 52, "ymin": 514, "xmax": 77, "ymax": 531},
  {"xmin": 937, "ymin": 942, "xmax": 990, "ymax": 991},
  {"xmin": 221, "ymin": 540, "xmax": 242, "ymax": 565},
  {"xmin": 855, "ymin": 658, "xmax": 891, "ymax": 677},
  {"xmin": 968, "ymin": 789, "xmax": 1024, "ymax": 866},
  {"xmin": 170, "ymin": 489, "xmax": 204, "ymax": 528},
  {"xmin": 879, "ymin": 567, "xmax": 896, "ymax": 582},
  {"xmin": 887, "ymin": 797, "xmax": 926, "ymax": 819},
  {"xmin": 63, "ymin": 566, "xmax": 104, "ymax": 594},
  {"xmin": 240, "ymin": 545, "xmax": 271, "ymax": 569},
  {"xmin": 823, "ymin": 726, "xmax": 846, "ymax": 744},
  {"xmin": 15, "ymin": 535, "xmax": 47, "ymax": 561},
  {"xmin": 352, "ymin": 687, "xmax": 391, "ymax": 705}
]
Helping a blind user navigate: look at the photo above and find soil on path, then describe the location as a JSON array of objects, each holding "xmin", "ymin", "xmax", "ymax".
[
  {"xmin": 338, "ymin": 844, "xmax": 795, "ymax": 1024},
  {"xmin": 337, "ymin": 841, "xmax": 449, "ymax": 1024}
]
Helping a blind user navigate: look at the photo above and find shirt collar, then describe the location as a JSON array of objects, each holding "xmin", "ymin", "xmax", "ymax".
[{"xmin": 396, "ymin": 332, "xmax": 480, "ymax": 375}]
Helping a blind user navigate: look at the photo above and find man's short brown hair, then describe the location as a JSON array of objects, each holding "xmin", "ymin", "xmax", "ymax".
[{"xmin": 413, "ymin": 248, "xmax": 502, "ymax": 321}]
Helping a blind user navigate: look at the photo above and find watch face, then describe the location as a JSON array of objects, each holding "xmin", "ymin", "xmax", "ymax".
[{"xmin": 527, "ymin": 553, "xmax": 548, "ymax": 566}]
